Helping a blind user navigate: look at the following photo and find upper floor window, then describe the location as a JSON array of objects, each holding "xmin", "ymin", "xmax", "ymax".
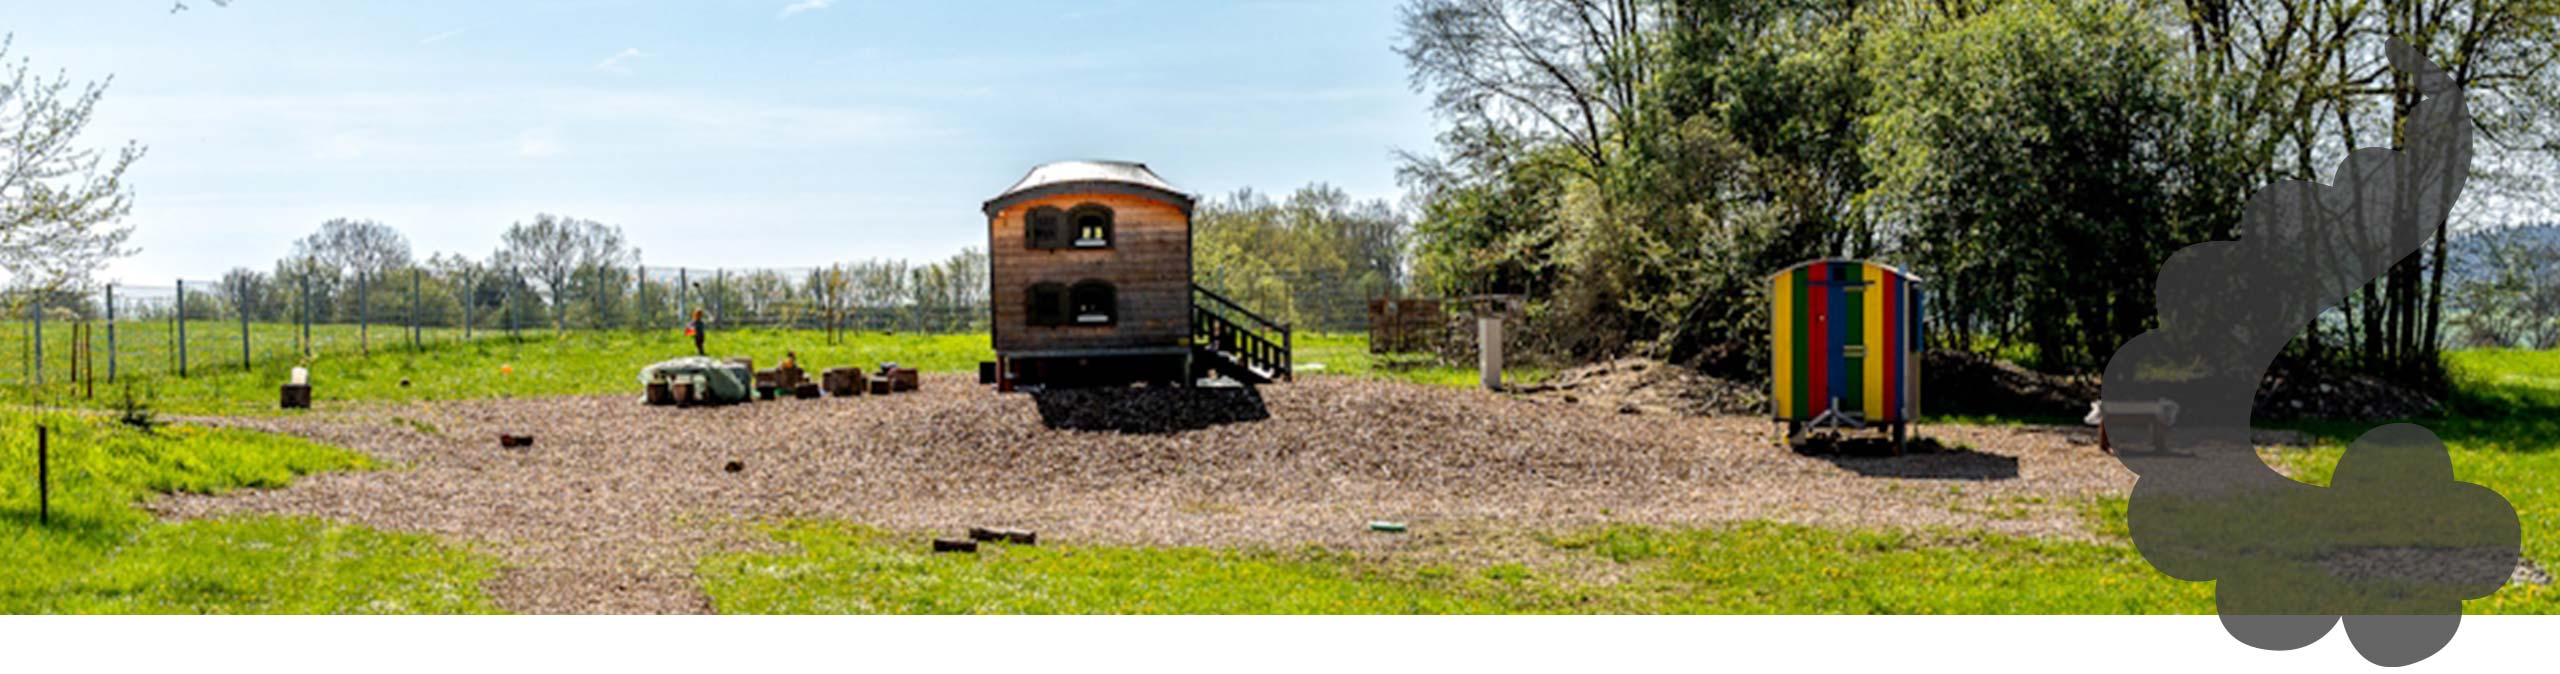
[
  {"xmin": 1026, "ymin": 206, "xmax": 1067, "ymax": 250},
  {"xmin": 1068, "ymin": 204, "xmax": 1113, "ymax": 248}
]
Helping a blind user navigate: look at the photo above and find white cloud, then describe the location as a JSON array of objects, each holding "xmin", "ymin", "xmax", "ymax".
[
  {"xmin": 594, "ymin": 47, "xmax": 647, "ymax": 74},
  {"xmin": 778, "ymin": 0, "xmax": 833, "ymax": 17},
  {"xmin": 420, "ymin": 28, "xmax": 466, "ymax": 46}
]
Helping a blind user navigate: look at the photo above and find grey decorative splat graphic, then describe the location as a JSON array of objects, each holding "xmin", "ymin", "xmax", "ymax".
[{"xmin": 2101, "ymin": 40, "xmax": 2519, "ymax": 667}]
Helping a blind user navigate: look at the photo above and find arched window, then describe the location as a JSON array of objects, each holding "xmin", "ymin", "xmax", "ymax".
[
  {"xmin": 1068, "ymin": 203, "xmax": 1113, "ymax": 248},
  {"xmin": 1070, "ymin": 280, "xmax": 1116, "ymax": 325},
  {"xmin": 1026, "ymin": 282, "xmax": 1068, "ymax": 326},
  {"xmin": 1025, "ymin": 207, "xmax": 1066, "ymax": 250}
]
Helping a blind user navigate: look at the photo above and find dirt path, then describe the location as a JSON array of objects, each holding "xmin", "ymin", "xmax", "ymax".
[{"xmin": 153, "ymin": 374, "xmax": 2149, "ymax": 614}]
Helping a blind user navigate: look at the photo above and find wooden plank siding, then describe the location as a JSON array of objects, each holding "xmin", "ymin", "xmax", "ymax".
[{"xmin": 989, "ymin": 191, "xmax": 1193, "ymax": 353}]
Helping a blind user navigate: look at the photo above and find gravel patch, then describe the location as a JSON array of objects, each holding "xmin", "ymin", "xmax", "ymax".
[{"xmin": 152, "ymin": 374, "xmax": 2139, "ymax": 613}]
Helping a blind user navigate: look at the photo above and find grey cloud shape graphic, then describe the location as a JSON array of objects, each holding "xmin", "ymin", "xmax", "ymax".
[{"xmin": 2100, "ymin": 40, "xmax": 2520, "ymax": 667}]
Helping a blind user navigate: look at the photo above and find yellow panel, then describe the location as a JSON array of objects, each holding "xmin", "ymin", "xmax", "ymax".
[{"xmin": 1772, "ymin": 274, "xmax": 1793, "ymax": 419}]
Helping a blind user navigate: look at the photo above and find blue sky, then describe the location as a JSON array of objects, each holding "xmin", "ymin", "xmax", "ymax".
[{"xmin": 9, "ymin": 0, "xmax": 1435, "ymax": 283}]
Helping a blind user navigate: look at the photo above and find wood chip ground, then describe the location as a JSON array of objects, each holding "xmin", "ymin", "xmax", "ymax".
[{"xmin": 154, "ymin": 374, "xmax": 2165, "ymax": 614}]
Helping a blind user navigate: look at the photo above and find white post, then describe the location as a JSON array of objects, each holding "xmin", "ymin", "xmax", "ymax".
[{"xmin": 1478, "ymin": 313, "xmax": 1503, "ymax": 391}]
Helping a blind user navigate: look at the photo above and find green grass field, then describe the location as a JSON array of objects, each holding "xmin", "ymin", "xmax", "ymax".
[
  {"xmin": 2251, "ymin": 349, "xmax": 2560, "ymax": 613},
  {"xmin": 0, "ymin": 407, "xmax": 498, "ymax": 613},
  {"xmin": 700, "ymin": 521, "xmax": 2211, "ymax": 614},
  {"xmin": 11, "ymin": 325, "xmax": 1516, "ymax": 415}
]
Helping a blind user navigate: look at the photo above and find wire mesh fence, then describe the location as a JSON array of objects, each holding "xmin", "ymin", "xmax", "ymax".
[
  {"xmin": 1, "ymin": 256, "xmax": 1414, "ymax": 400},
  {"xmin": 1, "ymin": 263, "xmax": 993, "ymax": 396}
]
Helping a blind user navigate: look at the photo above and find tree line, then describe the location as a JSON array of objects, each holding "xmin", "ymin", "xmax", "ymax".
[
  {"xmin": 155, "ymin": 216, "xmax": 991, "ymax": 334},
  {"xmin": 1394, "ymin": 0, "xmax": 2560, "ymax": 383}
]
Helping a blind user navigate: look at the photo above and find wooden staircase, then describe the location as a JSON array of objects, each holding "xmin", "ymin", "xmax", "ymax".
[{"xmin": 1191, "ymin": 284, "xmax": 1292, "ymax": 385}]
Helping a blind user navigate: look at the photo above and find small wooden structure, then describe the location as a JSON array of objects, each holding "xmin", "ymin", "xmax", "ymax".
[
  {"xmin": 1366, "ymin": 298, "xmax": 1444, "ymax": 354},
  {"xmin": 1769, "ymin": 259, "xmax": 1925, "ymax": 448},
  {"xmin": 984, "ymin": 160, "xmax": 1292, "ymax": 387}
]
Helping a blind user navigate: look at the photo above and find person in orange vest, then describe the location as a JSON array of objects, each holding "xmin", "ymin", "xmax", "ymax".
[{"xmin": 686, "ymin": 308, "xmax": 713, "ymax": 356}]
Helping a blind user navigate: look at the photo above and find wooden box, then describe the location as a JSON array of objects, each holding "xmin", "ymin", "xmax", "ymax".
[
  {"xmin": 793, "ymin": 382, "xmax": 823, "ymax": 400},
  {"xmin": 822, "ymin": 368, "xmax": 864, "ymax": 396},
  {"xmin": 886, "ymin": 367, "xmax": 920, "ymax": 392},
  {"xmin": 645, "ymin": 381, "xmax": 675, "ymax": 406},
  {"xmin": 776, "ymin": 364, "xmax": 808, "ymax": 388},
  {"xmin": 869, "ymin": 378, "xmax": 893, "ymax": 395},
  {"xmin": 280, "ymin": 383, "xmax": 313, "ymax": 410},
  {"xmin": 671, "ymin": 381, "xmax": 697, "ymax": 406}
]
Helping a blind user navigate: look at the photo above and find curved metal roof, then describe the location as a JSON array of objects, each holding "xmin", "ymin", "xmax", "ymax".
[{"xmin": 983, "ymin": 160, "xmax": 1195, "ymax": 216}]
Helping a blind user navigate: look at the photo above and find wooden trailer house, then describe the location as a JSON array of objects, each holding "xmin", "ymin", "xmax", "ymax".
[
  {"xmin": 1770, "ymin": 259, "xmax": 1924, "ymax": 448},
  {"xmin": 984, "ymin": 160, "xmax": 1292, "ymax": 388}
]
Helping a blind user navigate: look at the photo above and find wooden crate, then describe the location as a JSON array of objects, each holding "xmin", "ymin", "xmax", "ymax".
[
  {"xmin": 793, "ymin": 382, "xmax": 823, "ymax": 400},
  {"xmin": 671, "ymin": 381, "xmax": 697, "ymax": 406},
  {"xmin": 645, "ymin": 381, "xmax": 675, "ymax": 406},
  {"xmin": 822, "ymin": 368, "xmax": 864, "ymax": 396},
  {"xmin": 885, "ymin": 367, "xmax": 920, "ymax": 392},
  {"xmin": 280, "ymin": 384, "xmax": 313, "ymax": 410}
]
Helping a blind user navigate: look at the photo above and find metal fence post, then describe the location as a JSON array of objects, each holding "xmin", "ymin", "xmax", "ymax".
[
  {"xmin": 358, "ymin": 271, "xmax": 369, "ymax": 356},
  {"xmin": 462, "ymin": 268, "xmax": 474, "ymax": 341},
  {"xmin": 239, "ymin": 276, "xmax": 251, "ymax": 372},
  {"xmin": 714, "ymin": 268, "xmax": 725, "ymax": 324},
  {"xmin": 301, "ymin": 271, "xmax": 313, "ymax": 357},
  {"xmin": 176, "ymin": 279, "xmax": 188, "ymax": 378},
  {"xmin": 505, "ymin": 267, "xmax": 517, "ymax": 338},
  {"xmin": 31, "ymin": 300, "xmax": 42, "ymax": 388},
  {"xmin": 105, "ymin": 284, "xmax": 116, "ymax": 383},
  {"xmin": 634, "ymin": 265, "xmax": 645, "ymax": 332},
  {"xmin": 410, "ymin": 268, "xmax": 421, "ymax": 351}
]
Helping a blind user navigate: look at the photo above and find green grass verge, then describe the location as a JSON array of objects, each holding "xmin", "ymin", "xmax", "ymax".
[
  {"xmin": 0, "ymin": 408, "xmax": 499, "ymax": 613},
  {"xmin": 700, "ymin": 521, "xmax": 2209, "ymax": 614},
  {"xmin": 41, "ymin": 328, "xmax": 990, "ymax": 416},
  {"xmin": 2210, "ymin": 349, "xmax": 2560, "ymax": 614},
  {"xmin": 1293, "ymin": 332, "xmax": 1550, "ymax": 388}
]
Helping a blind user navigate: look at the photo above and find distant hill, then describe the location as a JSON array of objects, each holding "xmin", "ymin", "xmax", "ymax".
[{"xmin": 2451, "ymin": 222, "xmax": 2560, "ymax": 284}]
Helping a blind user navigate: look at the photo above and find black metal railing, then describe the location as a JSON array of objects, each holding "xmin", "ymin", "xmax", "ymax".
[{"xmin": 1191, "ymin": 284, "xmax": 1291, "ymax": 381}]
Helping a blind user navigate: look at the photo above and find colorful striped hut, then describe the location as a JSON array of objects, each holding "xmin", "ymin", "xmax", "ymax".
[{"xmin": 1769, "ymin": 259, "xmax": 1924, "ymax": 449}]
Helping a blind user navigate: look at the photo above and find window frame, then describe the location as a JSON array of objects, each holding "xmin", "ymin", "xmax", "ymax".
[
  {"xmin": 1026, "ymin": 282, "xmax": 1069, "ymax": 326},
  {"xmin": 1069, "ymin": 279, "xmax": 1117, "ymax": 326},
  {"xmin": 1067, "ymin": 203, "xmax": 1114, "ymax": 249},
  {"xmin": 1025, "ymin": 206, "xmax": 1067, "ymax": 250}
]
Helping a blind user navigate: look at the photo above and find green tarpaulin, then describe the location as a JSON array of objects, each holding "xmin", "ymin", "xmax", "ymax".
[{"xmin": 638, "ymin": 356, "xmax": 753, "ymax": 403}]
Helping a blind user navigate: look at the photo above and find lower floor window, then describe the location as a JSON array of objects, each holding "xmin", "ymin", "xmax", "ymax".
[
  {"xmin": 1070, "ymin": 280, "xmax": 1116, "ymax": 325},
  {"xmin": 1027, "ymin": 282, "xmax": 1068, "ymax": 326}
]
